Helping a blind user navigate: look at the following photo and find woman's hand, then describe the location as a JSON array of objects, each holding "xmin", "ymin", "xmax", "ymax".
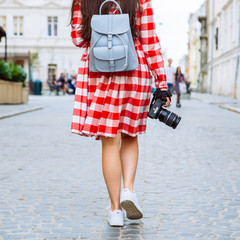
[{"xmin": 163, "ymin": 97, "xmax": 171, "ymax": 107}]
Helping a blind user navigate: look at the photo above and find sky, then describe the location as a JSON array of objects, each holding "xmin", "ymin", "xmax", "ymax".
[{"xmin": 151, "ymin": 0, "xmax": 205, "ymax": 66}]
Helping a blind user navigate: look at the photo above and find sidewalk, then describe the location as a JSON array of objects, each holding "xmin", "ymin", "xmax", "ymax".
[
  {"xmin": 191, "ymin": 92, "xmax": 240, "ymax": 114},
  {"xmin": 0, "ymin": 95, "xmax": 72, "ymax": 120},
  {"xmin": 0, "ymin": 96, "xmax": 43, "ymax": 120}
]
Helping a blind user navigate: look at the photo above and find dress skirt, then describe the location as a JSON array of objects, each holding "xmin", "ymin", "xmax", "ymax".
[{"xmin": 71, "ymin": 42, "xmax": 152, "ymax": 140}]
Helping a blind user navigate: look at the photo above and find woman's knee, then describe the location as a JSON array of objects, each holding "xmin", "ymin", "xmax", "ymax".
[
  {"xmin": 100, "ymin": 133, "xmax": 121, "ymax": 146},
  {"xmin": 121, "ymin": 133, "xmax": 137, "ymax": 141}
]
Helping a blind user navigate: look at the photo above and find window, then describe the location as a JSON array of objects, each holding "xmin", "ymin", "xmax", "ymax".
[
  {"xmin": 215, "ymin": 28, "xmax": 219, "ymax": 50},
  {"xmin": 0, "ymin": 16, "xmax": 6, "ymax": 31},
  {"xmin": 13, "ymin": 16, "xmax": 23, "ymax": 36},
  {"xmin": 220, "ymin": 14, "xmax": 224, "ymax": 51},
  {"xmin": 48, "ymin": 17, "xmax": 58, "ymax": 36}
]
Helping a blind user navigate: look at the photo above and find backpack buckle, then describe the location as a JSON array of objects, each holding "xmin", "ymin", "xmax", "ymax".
[
  {"xmin": 109, "ymin": 59, "xmax": 115, "ymax": 66},
  {"xmin": 108, "ymin": 33, "xmax": 113, "ymax": 49},
  {"xmin": 109, "ymin": 59, "xmax": 115, "ymax": 71}
]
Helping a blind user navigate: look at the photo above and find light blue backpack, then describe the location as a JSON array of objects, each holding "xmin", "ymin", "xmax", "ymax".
[{"xmin": 84, "ymin": 0, "xmax": 139, "ymax": 73}]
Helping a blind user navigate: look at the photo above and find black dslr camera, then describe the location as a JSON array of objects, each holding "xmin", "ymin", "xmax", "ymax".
[{"xmin": 148, "ymin": 89, "xmax": 181, "ymax": 129}]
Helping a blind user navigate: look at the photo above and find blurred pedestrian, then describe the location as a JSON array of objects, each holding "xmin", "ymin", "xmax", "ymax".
[
  {"xmin": 52, "ymin": 74, "xmax": 57, "ymax": 85},
  {"xmin": 52, "ymin": 74, "xmax": 61, "ymax": 95},
  {"xmin": 165, "ymin": 58, "xmax": 175, "ymax": 93},
  {"xmin": 67, "ymin": 76, "xmax": 76, "ymax": 94},
  {"xmin": 70, "ymin": 0, "xmax": 170, "ymax": 227},
  {"xmin": 173, "ymin": 66, "xmax": 185, "ymax": 108},
  {"xmin": 57, "ymin": 73, "xmax": 68, "ymax": 95}
]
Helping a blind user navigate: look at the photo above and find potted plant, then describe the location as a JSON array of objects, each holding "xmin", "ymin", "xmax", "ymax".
[{"xmin": 0, "ymin": 60, "xmax": 28, "ymax": 104}]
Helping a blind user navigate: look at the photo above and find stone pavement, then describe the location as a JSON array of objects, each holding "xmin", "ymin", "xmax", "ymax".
[
  {"xmin": 191, "ymin": 92, "xmax": 240, "ymax": 114},
  {"xmin": 0, "ymin": 97, "xmax": 44, "ymax": 120},
  {"xmin": 0, "ymin": 93, "xmax": 240, "ymax": 240}
]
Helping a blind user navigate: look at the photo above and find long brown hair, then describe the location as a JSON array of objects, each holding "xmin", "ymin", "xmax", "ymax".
[{"xmin": 70, "ymin": 0, "xmax": 140, "ymax": 42}]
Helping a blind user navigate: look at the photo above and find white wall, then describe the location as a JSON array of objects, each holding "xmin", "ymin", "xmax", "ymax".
[
  {"xmin": 208, "ymin": 0, "xmax": 240, "ymax": 98},
  {"xmin": 0, "ymin": 0, "xmax": 83, "ymax": 89}
]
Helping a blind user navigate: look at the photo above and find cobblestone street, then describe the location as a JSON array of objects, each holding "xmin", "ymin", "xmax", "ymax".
[{"xmin": 0, "ymin": 93, "xmax": 240, "ymax": 240}]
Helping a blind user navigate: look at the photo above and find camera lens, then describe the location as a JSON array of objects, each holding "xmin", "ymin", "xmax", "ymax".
[
  {"xmin": 171, "ymin": 115, "xmax": 181, "ymax": 129},
  {"xmin": 158, "ymin": 109, "xmax": 181, "ymax": 129},
  {"xmin": 158, "ymin": 109, "xmax": 169, "ymax": 122}
]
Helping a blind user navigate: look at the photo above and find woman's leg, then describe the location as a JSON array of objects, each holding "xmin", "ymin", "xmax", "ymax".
[
  {"xmin": 177, "ymin": 92, "xmax": 181, "ymax": 104},
  {"xmin": 120, "ymin": 134, "xmax": 139, "ymax": 192},
  {"xmin": 101, "ymin": 133, "xmax": 122, "ymax": 211}
]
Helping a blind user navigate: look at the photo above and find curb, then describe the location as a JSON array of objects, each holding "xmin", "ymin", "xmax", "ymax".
[
  {"xmin": 219, "ymin": 104, "xmax": 240, "ymax": 114},
  {"xmin": 0, "ymin": 107, "xmax": 44, "ymax": 120}
]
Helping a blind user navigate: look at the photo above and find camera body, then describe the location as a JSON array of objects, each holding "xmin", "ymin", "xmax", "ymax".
[{"xmin": 148, "ymin": 90, "xmax": 181, "ymax": 129}]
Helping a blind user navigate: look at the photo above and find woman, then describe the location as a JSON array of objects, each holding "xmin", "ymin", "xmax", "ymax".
[
  {"xmin": 70, "ymin": 0, "xmax": 170, "ymax": 227},
  {"xmin": 173, "ymin": 66, "xmax": 185, "ymax": 108}
]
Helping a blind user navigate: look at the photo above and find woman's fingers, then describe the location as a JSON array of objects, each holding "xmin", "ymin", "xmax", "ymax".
[{"xmin": 163, "ymin": 97, "xmax": 171, "ymax": 107}]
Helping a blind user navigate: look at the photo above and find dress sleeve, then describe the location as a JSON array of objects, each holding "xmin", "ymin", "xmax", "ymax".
[
  {"xmin": 139, "ymin": 0, "xmax": 167, "ymax": 90},
  {"xmin": 71, "ymin": 1, "xmax": 88, "ymax": 48}
]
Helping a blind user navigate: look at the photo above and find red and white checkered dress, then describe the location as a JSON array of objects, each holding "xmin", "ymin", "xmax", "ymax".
[{"xmin": 71, "ymin": 0, "xmax": 167, "ymax": 140}]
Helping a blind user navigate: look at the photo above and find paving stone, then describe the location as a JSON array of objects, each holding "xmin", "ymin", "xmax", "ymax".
[
  {"xmin": 101, "ymin": 232, "xmax": 121, "ymax": 238},
  {"xmin": 2, "ymin": 234, "xmax": 23, "ymax": 240},
  {"xmin": 232, "ymin": 232, "xmax": 240, "ymax": 237},
  {"xmin": 80, "ymin": 233, "xmax": 100, "ymax": 239},
  {"xmin": 59, "ymin": 233, "xmax": 80, "ymax": 238},
  {"xmin": 101, "ymin": 225, "xmax": 121, "ymax": 233},
  {"xmin": 121, "ymin": 235, "xmax": 141, "ymax": 239},
  {"xmin": 100, "ymin": 238, "xmax": 119, "ymax": 240},
  {"xmin": 122, "ymin": 230, "xmax": 141, "ymax": 235},
  {"xmin": 216, "ymin": 237, "xmax": 236, "ymax": 240}
]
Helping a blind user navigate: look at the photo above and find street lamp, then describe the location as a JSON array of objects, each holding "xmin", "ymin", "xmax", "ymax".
[{"xmin": 0, "ymin": 26, "xmax": 7, "ymax": 61}]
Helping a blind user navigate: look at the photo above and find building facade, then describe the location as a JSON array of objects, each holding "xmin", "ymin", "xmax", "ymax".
[
  {"xmin": 0, "ymin": 0, "xmax": 83, "ymax": 89},
  {"xmin": 187, "ymin": 3, "xmax": 206, "ymax": 88},
  {"xmin": 208, "ymin": 0, "xmax": 240, "ymax": 98},
  {"xmin": 198, "ymin": 0, "xmax": 209, "ymax": 93}
]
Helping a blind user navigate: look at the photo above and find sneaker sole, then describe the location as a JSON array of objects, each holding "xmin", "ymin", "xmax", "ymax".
[
  {"xmin": 120, "ymin": 200, "xmax": 143, "ymax": 220},
  {"xmin": 107, "ymin": 220, "xmax": 124, "ymax": 227}
]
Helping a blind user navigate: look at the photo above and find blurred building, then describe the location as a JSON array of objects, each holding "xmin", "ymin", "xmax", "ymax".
[
  {"xmin": 179, "ymin": 54, "xmax": 188, "ymax": 78},
  {"xmin": 208, "ymin": 0, "xmax": 240, "ymax": 98},
  {"xmin": 198, "ymin": 1, "xmax": 209, "ymax": 93},
  {"xmin": 0, "ymin": 0, "xmax": 82, "ymax": 90},
  {"xmin": 187, "ymin": 3, "xmax": 207, "ymax": 89}
]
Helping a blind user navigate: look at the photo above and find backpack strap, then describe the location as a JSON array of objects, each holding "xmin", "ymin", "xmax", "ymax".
[
  {"xmin": 99, "ymin": 0, "xmax": 123, "ymax": 15},
  {"xmin": 83, "ymin": 35, "xmax": 102, "ymax": 60}
]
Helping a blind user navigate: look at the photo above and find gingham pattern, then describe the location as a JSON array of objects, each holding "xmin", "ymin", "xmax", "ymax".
[{"xmin": 71, "ymin": 0, "xmax": 167, "ymax": 140}]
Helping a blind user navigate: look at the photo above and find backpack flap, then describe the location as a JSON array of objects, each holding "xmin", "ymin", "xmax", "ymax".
[
  {"xmin": 91, "ymin": 14, "xmax": 129, "ymax": 35},
  {"xmin": 93, "ymin": 45, "xmax": 128, "ymax": 72}
]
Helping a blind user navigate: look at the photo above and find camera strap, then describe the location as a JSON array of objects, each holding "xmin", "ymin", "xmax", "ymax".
[{"xmin": 151, "ymin": 89, "xmax": 172, "ymax": 107}]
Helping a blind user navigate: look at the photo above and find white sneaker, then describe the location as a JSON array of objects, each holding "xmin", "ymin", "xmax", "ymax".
[
  {"xmin": 107, "ymin": 209, "xmax": 124, "ymax": 227},
  {"xmin": 122, "ymin": 209, "xmax": 127, "ymax": 219},
  {"xmin": 120, "ymin": 188, "xmax": 143, "ymax": 220},
  {"xmin": 106, "ymin": 205, "xmax": 127, "ymax": 219}
]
